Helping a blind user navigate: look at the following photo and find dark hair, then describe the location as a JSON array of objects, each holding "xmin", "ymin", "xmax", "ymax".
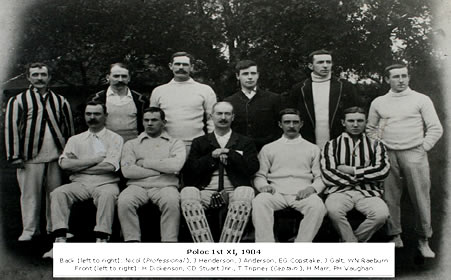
[
  {"xmin": 308, "ymin": 49, "xmax": 332, "ymax": 63},
  {"xmin": 86, "ymin": 100, "xmax": 107, "ymax": 114},
  {"xmin": 212, "ymin": 101, "xmax": 234, "ymax": 114},
  {"xmin": 109, "ymin": 62, "xmax": 130, "ymax": 74},
  {"xmin": 170, "ymin": 52, "xmax": 195, "ymax": 64},
  {"xmin": 342, "ymin": 106, "xmax": 366, "ymax": 119},
  {"xmin": 26, "ymin": 62, "xmax": 51, "ymax": 77},
  {"xmin": 384, "ymin": 63, "xmax": 408, "ymax": 78},
  {"xmin": 279, "ymin": 108, "xmax": 301, "ymax": 122},
  {"xmin": 235, "ymin": 60, "xmax": 258, "ymax": 74},
  {"xmin": 143, "ymin": 107, "xmax": 166, "ymax": 121}
]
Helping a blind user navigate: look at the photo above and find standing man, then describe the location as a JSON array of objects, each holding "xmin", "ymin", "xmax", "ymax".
[
  {"xmin": 43, "ymin": 101, "xmax": 123, "ymax": 258},
  {"xmin": 88, "ymin": 63, "xmax": 149, "ymax": 142},
  {"xmin": 181, "ymin": 102, "xmax": 259, "ymax": 242},
  {"xmin": 252, "ymin": 108, "xmax": 326, "ymax": 242},
  {"xmin": 4, "ymin": 62, "xmax": 74, "ymax": 241},
  {"xmin": 150, "ymin": 52, "xmax": 217, "ymax": 152},
  {"xmin": 284, "ymin": 49, "xmax": 360, "ymax": 147},
  {"xmin": 224, "ymin": 60, "xmax": 281, "ymax": 151},
  {"xmin": 118, "ymin": 107, "xmax": 186, "ymax": 242},
  {"xmin": 321, "ymin": 107, "xmax": 390, "ymax": 242},
  {"xmin": 367, "ymin": 64, "xmax": 443, "ymax": 258}
]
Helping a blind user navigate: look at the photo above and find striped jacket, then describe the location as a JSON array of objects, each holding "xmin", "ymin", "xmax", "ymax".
[
  {"xmin": 320, "ymin": 132, "xmax": 390, "ymax": 197},
  {"xmin": 5, "ymin": 87, "xmax": 75, "ymax": 161}
]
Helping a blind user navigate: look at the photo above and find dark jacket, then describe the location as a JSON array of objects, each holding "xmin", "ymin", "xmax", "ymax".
[
  {"xmin": 87, "ymin": 89, "xmax": 149, "ymax": 133},
  {"xmin": 183, "ymin": 131, "xmax": 259, "ymax": 189},
  {"xmin": 224, "ymin": 89, "xmax": 281, "ymax": 151},
  {"xmin": 283, "ymin": 77, "xmax": 361, "ymax": 144}
]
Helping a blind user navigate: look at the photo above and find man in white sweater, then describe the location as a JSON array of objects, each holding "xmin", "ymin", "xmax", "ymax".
[
  {"xmin": 367, "ymin": 64, "xmax": 443, "ymax": 258},
  {"xmin": 150, "ymin": 52, "xmax": 217, "ymax": 152},
  {"xmin": 252, "ymin": 108, "xmax": 327, "ymax": 242}
]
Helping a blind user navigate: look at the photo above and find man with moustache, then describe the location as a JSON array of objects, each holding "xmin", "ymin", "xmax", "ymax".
[
  {"xmin": 252, "ymin": 108, "xmax": 326, "ymax": 242},
  {"xmin": 284, "ymin": 49, "xmax": 360, "ymax": 148},
  {"xmin": 4, "ymin": 62, "xmax": 74, "ymax": 241},
  {"xmin": 150, "ymin": 52, "xmax": 217, "ymax": 152},
  {"xmin": 224, "ymin": 60, "xmax": 281, "ymax": 151},
  {"xmin": 181, "ymin": 101, "xmax": 259, "ymax": 242},
  {"xmin": 118, "ymin": 107, "xmax": 186, "ymax": 242},
  {"xmin": 88, "ymin": 63, "xmax": 149, "ymax": 142},
  {"xmin": 321, "ymin": 107, "xmax": 390, "ymax": 243},
  {"xmin": 367, "ymin": 64, "xmax": 443, "ymax": 258},
  {"xmin": 43, "ymin": 101, "xmax": 123, "ymax": 258}
]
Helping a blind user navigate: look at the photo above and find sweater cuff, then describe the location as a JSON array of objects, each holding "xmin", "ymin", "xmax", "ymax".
[{"xmin": 422, "ymin": 142, "xmax": 432, "ymax": 152}]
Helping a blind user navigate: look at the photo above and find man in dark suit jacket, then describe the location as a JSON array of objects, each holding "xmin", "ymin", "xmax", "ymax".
[
  {"xmin": 87, "ymin": 63, "xmax": 149, "ymax": 142},
  {"xmin": 284, "ymin": 50, "xmax": 360, "ymax": 148},
  {"xmin": 181, "ymin": 101, "xmax": 259, "ymax": 242},
  {"xmin": 224, "ymin": 60, "xmax": 281, "ymax": 151}
]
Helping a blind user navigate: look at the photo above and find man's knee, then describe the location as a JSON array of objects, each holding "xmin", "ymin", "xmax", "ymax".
[
  {"xmin": 160, "ymin": 188, "xmax": 181, "ymax": 207},
  {"xmin": 304, "ymin": 195, "xmax": 327, "ymax": 216},
  {"xmin": 180, "ymin": 187, "xmax": 200, "ymax": 202},
  {"xmin": 325, "ymin": 197, "xmax": 347, "ymax": 218},
  {"xmin": 252, "ymin": 192, "xmax": 273, "ymax": 208},
  {"xmin": 232, "ymin": 186, "xmax": 254, "ymax": 203}
]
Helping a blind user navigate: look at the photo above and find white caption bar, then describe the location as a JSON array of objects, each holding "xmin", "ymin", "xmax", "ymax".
[{"xmin": 54, "ymin": 243, "xmax": 394, "ymax": 278}]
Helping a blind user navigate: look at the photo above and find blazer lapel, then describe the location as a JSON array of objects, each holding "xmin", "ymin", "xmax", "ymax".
[
  {"xmin": 329, "ymin": 78, "xmax": 343, "ymax": 127},
  {"xmin": 225, "ymin": 131, "xmax": 239, "ymax": 149},
  {"xmin": 207, "ymin": 132, "xmax": 221, "ymax": 148},
  {"xmin": 301, "ymin": 80, "xmax": 315, "ymax": 126}
]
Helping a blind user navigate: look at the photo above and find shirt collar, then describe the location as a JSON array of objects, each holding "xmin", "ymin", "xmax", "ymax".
[
  {"xmin": 280, "ymin": 134, "xmax": 304, "ymax": 144},
  {"xmin": 138, "ymin": 131, "xmax": 172, "ymax": 142},
  {"xmin": 214, "ymin": 129, "xmax": 232, "ymax": 139},
  {"xmin": 85, "ymin": 127, "xmax": 107, "ymax": 139},
  {"xmin": 342, "ymin": 132, "xmax": 365, "ymax": 142},
  {"xmin": 106, "ymin": 86, "xmax": 132, "ymax": 98},
  {"xmin": 169, "ymin": 78, "xmax": 195, "ymax": 84}
]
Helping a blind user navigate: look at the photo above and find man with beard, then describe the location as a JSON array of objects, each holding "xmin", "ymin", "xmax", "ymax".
[
  {"xmin": 4, "ymin": 62, "xmax": 74, "ymax": 241},
  {"xmin": 150, "ymin": 52, "xmax": 217, "ymax": 152},
  {"xmin": 43, "ymin": 101, "xmax": 123, "ymax": 258},
  {"xmin": 181, "ymin": 102, "xmax": 259, "ymax": 242},
  {"xmin": 252, "ymin": 108, "xmax": 326, "ymax": 242},
  {"xmin": 88, "ymin": 63, "xmax": 149, "ymax": 142},
  {"xmin": 224, "ymin": 60, "xmax": 281, "ymax": 151},
  {"xmin": 118, "ymin": 107, "xmax": 186, "ymax": 242}
]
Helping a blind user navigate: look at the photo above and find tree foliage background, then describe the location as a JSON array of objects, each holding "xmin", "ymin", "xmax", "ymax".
[{"xmin": 5, "ymin": 0, "xmax": 444, "ymax": 104}]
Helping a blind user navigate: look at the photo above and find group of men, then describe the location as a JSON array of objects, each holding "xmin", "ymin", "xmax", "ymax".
[{"xmin": 4, "ymin": 50, "xmax": 442, "ymax": 260}]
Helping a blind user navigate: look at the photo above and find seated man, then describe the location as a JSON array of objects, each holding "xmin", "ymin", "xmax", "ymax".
[
  {"xmin": 118, "ymin": 107, "xmax": 186, "ymax": 242},
  {"xmin": 181, "ymin": 101, "xmax": 259, "ymax": 242},
  {"xmin": 43, "ymin": 101, "xmax": 123, "ymax": 258},
  {"xmin": 252, "ymin": 108, "xmax": 326, "ymax": 242},
  {"xmin": 321, "ymin": 107, "xmax": 390, "ymax": 242}
]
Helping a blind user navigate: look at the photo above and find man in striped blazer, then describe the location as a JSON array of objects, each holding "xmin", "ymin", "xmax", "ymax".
[
  {"xmin": 320, "ymin": 106, "xmax": 390, "ymax": 242},
  {"xmin": 4, "ymin": 62, "xmax": 74, "ymax": 241}
]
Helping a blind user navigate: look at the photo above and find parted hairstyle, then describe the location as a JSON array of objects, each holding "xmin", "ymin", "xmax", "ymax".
[{"xmin": 143, "ymin": 107, "xmax": 166, "ymax": 121}]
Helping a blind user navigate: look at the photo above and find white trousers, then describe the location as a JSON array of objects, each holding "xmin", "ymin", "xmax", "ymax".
[
  {"xmin": 252, "ymin": 193, "xmax": 326, "ymax": 242},
  {"xmin": 50, "ymin": 182, "xmax": 119, "ymax": 234},
  {"xmin": 17, "ymin": 161, "xmax": 62, "ymax": 236},
  {"xmin": 118, "ymin": 185, "xmax": 180, "ymax": 242},
  {"xmin": 325, "ymin": 191, "xmax": 389, "ymax": 242}
]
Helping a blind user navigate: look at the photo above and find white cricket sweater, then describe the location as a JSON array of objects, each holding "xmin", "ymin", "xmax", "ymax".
[
  {"xmin": 367, "ymin": 88, "xmax": 443, "ymax": 151},
  {"xmin": 150, "ymin": 78, "xmax": 217, "ymax": 142},
  {"xmin": 254, "ymin": 136, "xmax": 325, "ymax": 195}
]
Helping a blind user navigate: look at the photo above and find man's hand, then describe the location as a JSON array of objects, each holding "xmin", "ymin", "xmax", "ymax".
[
  {"xmin": 259, "ymin": 185, "xmax": 275, "ymax": 194},
  {"xmin": 337, "ymin": 165, "xmax": 355, "ymax": 175},
  {"xmin": 11, "ymin": 159, "xmax": 24, "ymax": 169},
  {"xmin": 212, "ymin": 148, "xmax": 230, "ymax": 165},
  {"xmin": 296, "ymin": 186, "xmax": 316, "ymax": 200}
]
